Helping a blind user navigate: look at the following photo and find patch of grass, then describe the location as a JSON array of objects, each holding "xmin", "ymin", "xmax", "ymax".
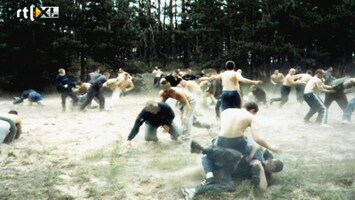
[
  {"xmin": 84, "ymin": 148, "xmax": 106, "ymax": 161},
  {"xmin": 44, "ymin": 167, "xmax": 62, "ymax": 186},
  {"xmin": 268, "ymin": 158, "xmax": 355, "ymax": 199},
  {"xmin": 151, "ymin": 154, "xmax": 195, "ymax": 171}
]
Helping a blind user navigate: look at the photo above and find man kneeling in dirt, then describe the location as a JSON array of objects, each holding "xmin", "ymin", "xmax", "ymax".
[
  {"xmin": 182, "ymin": 140, "xmax": 283, "ymax": 200},
  {"xmin": 126, "ymin": 100, "xmax": 181, "ymax": 145}
]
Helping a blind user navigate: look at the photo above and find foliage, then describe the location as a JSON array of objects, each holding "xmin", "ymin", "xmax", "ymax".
[{"xmin": 0, "ymin": 0, "xmax": 354, "ymax": 90}]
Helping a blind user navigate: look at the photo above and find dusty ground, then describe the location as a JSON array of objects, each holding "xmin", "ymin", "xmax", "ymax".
[{"xmin": 0, "ymin": 88, "xmax": 354, "ymax": 200}]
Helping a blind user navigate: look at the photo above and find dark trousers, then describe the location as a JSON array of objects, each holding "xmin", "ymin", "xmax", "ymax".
[
  {"xmin": 196, "ymin": 146, "xmax": 243, "ymax": 196},
  {"xmin": 304, "ymin": 93, "xmax": 328, "ymax": 124},
  {"xmin": 220, "ymin": 91, "xmax": 241, "ymax": 112},
  {"xmin": 61, "ymin": 91, "xmax": 78, "ymax": 110},
  {"xmin": 271, "ymin": 85, "xmax": 291, "ymax": 107},
  {"xmin": 80, "ymin": 88, "xmax": 105, "ymax": 110},
  {"xmin": 324, "ymin": 91, "xmax": 348, "ymax": 111},
  {"xmin": 295, "ymin": 85, "xmax": 305, "ymax": 104},
  {"xmin": 215, "ymin": 98, "xmax": 221, "ymax": 118},
  {"xmin": 153, "ymin": 77, "xmax": 161, "ymax": 87}
]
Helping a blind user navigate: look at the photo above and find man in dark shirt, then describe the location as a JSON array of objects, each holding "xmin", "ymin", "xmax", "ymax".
[
  {"xmin": 56, "ymin": 68, "xmax": 78, "ymax": 112},
  {"xmin": 80, "ymin": 72, "xmax": 110, "ymax": 111},
  {"xmin": 127, "ymin": 100, "xmax": 181, "ymax": 143},
  {"xmin": 182, "ymin": 69, "xmax": 197, "ymax": 81},
  {"xmin": 325, "ymin": 77, "xmax": 355, "ymax": 111},
  {"xmin": 165, "ymin": 70, "xmax": 182, "ymax": 87},
  {"xmin": 250, "ymin": 85, "xmax": 267, "ymax": 105}
]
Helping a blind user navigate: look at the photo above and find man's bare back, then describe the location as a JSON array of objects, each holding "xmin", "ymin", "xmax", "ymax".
[
  {"xmin": 221, "ymin": 70, "xmax": 240, "ymax": 91},
  {"xmin": 219, "ymin": 108, "xmax": 254, "ymax": 138}
]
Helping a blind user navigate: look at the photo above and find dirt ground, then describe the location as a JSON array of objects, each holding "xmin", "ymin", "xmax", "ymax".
[{"xmin": 0, "ymin": 87, "xmax": 354, "ymax": 200}]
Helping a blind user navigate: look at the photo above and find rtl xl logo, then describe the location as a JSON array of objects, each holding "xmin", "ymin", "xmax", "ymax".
[{"xmin": 16, "ymin": 5, "xmax": 59, "ymax": 21}]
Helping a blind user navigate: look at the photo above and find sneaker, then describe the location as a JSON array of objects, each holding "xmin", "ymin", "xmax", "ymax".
[
  {"xmin": 181, "ymin": 188, "xmax": 195, "ymax": 200},
  {"xmin": 251, "ymin": 165, "xmax": 261, "ymax": 187},
  {"xmin": 342, "ymin": 120, "xmax": 350, "ymax": 124},
  {"xmin": 200, "ymin": 177, "xmax": 215, "ymax": 186},
  {"xmin": 190, "ymin": 140, "xmax": 204, "ymax": 154}
]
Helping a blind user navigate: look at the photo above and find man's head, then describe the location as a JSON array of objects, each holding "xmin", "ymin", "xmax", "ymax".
[
  {"xmin": 124, "ymin": 73, "xmax": 130, "ymax": 80},
  {"xmin": 288, "ymin": 68, "xmax": 296, "ymax": 75},
  {"xmin": 244, "ymin": 102, "xmax": 259, "ymax": 114},
  {"xmin": 225, "ymin": 60, "xmax": 235, "ymax": 70},
  {"xmin": 173, "ymin": 69, "xmax": 180, "ymax": 78},
  {"xmin": 145, "ymin": 100, "xmax": 161, "ymax": 114},
  {"xmin": 119, "ymin": 68, "xmax": 124, "ymax": 73},
  {"xmin": 306, "ymin": 70, "xmax": 313, "ymax": 75},
  {"xmin": 104, "ymin": 72, "xmax": 111, "ymax": 79},
  {"xmin": 160, "ymin": 79, "xmax": 171, "ymax": 90},
  {"xmin": 179, "ymin": 80, "xmax": 187, "ymax": 87},
  {"xmin": 327, "ymin": 66, "xmax": 333, "ymax": 72},
  {"xmin": 274, "ymin": 69, "xmax": 279, "ymax": 74},
  {"xmin": 8, "ymin": 110, "xmax": 18, "ymax": 115},
  {"xmin": 250, "ymin": 85, "xmax": 257, "ymax": 92},
  {"xmin": 314, "ymin": 69, "xmax": 325, "ymax": 79},
  {"xmin": 58, "ymin": 68, "xmax": 66, "ymax": 76},
  {"xmin": 264, "ymin": 159, "xmax": 284, "ymax": 173}
]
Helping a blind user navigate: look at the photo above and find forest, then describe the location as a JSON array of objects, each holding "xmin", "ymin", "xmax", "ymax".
[{"xmin": 0, "ymin": 0, "xmax": 354, "ymax": 90}]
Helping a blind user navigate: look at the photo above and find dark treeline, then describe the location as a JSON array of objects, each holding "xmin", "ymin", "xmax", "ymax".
[{"xmin": 0, "ymin": 0, "xmax": 355, "ymax": 91}]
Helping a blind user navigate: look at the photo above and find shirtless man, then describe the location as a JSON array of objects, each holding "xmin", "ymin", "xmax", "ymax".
[
  {"xmin": 160, "ymin": 79, "xmax": 209, "ymax": 136},
  {"xmin": 199, "ymin": 60, "xmax": 262, "ymax": 112},
  {"xmin": 270, "ymin": 68, "xmax": 304, "ymax": 107},
  {"xmin": 0, "ymin": 110, "xmax": 23, "ymax": 144},
  {"xmin": 118, "ymin": 67, "xmax": 132, "ymax": 80},
  {"xmin": 200, "ymin": 102, "xmax": 280, "ymax": 190},
  {"xmin": 303, "ymin": 69, "xmax": 334, "ymax": 126},
  {"xmin": 104, "ymin": 73, "xmax": 135, "ymax": 110},
  {"xmin": 270, "ymin": 69, "xmax": 284, "ymax": 94}
]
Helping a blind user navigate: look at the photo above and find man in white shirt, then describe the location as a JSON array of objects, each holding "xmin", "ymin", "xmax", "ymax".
[{"xmin": 303, "ymin": 69, "xmax": 334, "ymax": 126}]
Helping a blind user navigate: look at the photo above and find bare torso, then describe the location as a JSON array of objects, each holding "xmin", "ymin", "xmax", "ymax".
[
  {"xmin": 294, "ymin": 74, "xmax": 312, "ymax": 83},
  {"xmin": 283, "ymin": 74, "xmax": 297, "ymax": 86},
  {"xmin": 219, "ymin": 108, "xmax": 254, "ymax": 138},
  {"xmin": 160, "ymin": 87, "xmax": 191, "ymax": 104},
  {"xmin": 271, "ymin": 73, "xmax": 284, "ymax": 84},
  {"xmin": 118, "ymin": 79, "xmax": 134, "ymax": 91},
  {"xmin": 221, "ymin": 70, "xmax": 240, "ymax": 91}
]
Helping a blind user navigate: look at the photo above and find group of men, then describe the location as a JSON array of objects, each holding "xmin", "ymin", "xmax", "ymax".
[
  {"xmin": 269, "ymin": 66, "xmax": 355, "ymax": 127},
  {"xmin": 3, "ymin": 61, "xmax": 354, "ymax": 200},
  {"xmin": 125, "ymin": 61, "xmax": 283, "ymax": 199},
  {"xmin": 55, "ymin": 67, "xmax": 134, "ymax": 112}
]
